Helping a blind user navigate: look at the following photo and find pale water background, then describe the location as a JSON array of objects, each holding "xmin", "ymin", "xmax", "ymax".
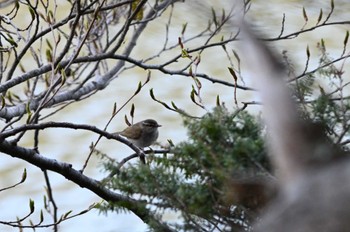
[{"xmin": 0, "ymin": 1, "xmax": 349, "ymax": 231}]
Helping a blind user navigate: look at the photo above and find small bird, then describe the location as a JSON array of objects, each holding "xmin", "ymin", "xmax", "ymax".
[{"xmin": 115, "ymin": 119, "xmax": 161, "ymax": 148}]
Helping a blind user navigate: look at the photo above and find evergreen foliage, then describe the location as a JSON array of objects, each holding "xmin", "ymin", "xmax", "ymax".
[{"xmin": 99, "ymin": 107, "xmax": 270, "ymax": 231}]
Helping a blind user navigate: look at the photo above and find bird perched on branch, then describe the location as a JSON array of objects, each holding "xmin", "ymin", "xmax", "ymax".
[{"xmin": 116, "ymin": 119, "xmax": 161, "ymax": 148}]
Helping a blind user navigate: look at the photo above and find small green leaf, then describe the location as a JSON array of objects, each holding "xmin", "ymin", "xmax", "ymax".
[
  {"xmin": 28, "ymin": 6, "xmax": 35, "ymax": 20},
  {"xmin": 319, "ymin": 86, "xmax": 326, "ymax": 95},
  {"xmin": 189, "ymin": 66, "xmax": 193, "ymax": 76},
  {"xmin": 44, "ymin": 74, "xmax": 50, "ymax": 87},
  {"xmin": 131, "ymin": 0, "xmax": 143, "ymax": 21},
  {"xmin": 130, "ymin": 103, "xmax": 135, "ymax": 118},
  {"xmin": 21, "ymin": 169, "xmax": 27, "ymax": 183},
  {"xmin": 191, "ymin": 85, "xmax": 198, "ymax": 95},
  {"xmin": 233, "ymin": 50, "xmax": 240, "ymax": 63},
  {"xmin": 0, "ymin": 95, "xmax": 5, "ymax": 110},
  {"xmin": 221, "ymin": 35, "xmax": 226, "ymax": 50},
  {"xmin": 167, "ymin": 139, "xmax": 174, "ymax": 147},
  {"xmin": 181, "ymin": 49, "xmax": 189, "ymax": 58},
  {"xmin": 344, "ymin": 31, "xmax": 349, "ymax": 46},
  {"xmin": 57, "ymin": 33, "xmax": 61, "ymax": 44},
  {"xmin": 43, "ymin": 195, "xmax": 47, "ymax": 208},
  {"xmin": 20, "ymin": 64, "xmax": 26, "ymax": 73},
  {"xmin": 135, "ymin": 9, "xmax": 143, "ymax": 21},
  {"xmin": 306, "ymin": 45, "xmax": 310, "ymax": 58},
  {"xmin": 60, "ymin": 68, "xmax": 67, "ymax": 86},
  {"xmin": 11, "ymin": 92, "xmax": 20, "ymax": 101},
  {"xmin": 190, "ymin": 89, "xmax": 196, "ymax": 103},
  {"xmin": 46, "ymin": 39, "xmax": 53, "ymax": 51},
  {"xmin": 221, "ymin": 8, "xmax": 226, "ymax": 22},
  {"xmin": 216, "ymin": 95, "xmax": 221, "ymax": 106},
  {"xmin": 193, "ymin": 77, "xmax": 202, "ymax": 91},
  {"xmin": 171, "ymin": 101, "xmax": 178, "ymax": 110},
  {"xmin": 63, "ymin": 210, "xmax": 73, "ymax": 219},
  {"xmin": 194, "ymin": 55, "xmax": 201, "ymax": 65},
  {"xmin": 134, "ymin": 82, "xmax": 142, "ymax": 95},
  {"xmin": 150, "ymin": 89, "xmax": 172, "ymax": 110},
  {"xmin": 26, "ymin": 102, "xmax": 32, "ymax": 124},
  {"xmin": 39, "ymin": 210, "xmax": 44, "ymax": 223},
  {"xmin": 228, "ymin": 67, "xmax": 238, "ymax": 81},
  {"xmin": 7, "ymin": 37, "xmax": 18, "ymax": 47},
  {"xmin": 29, "ymin": 199, "xmax": 35, "ymax": 213},
  {"xmin": 317, "ymin": 9, "xmax": 323, "ymax": 25},
  {"xmin": 88, "ymin": 202, "xmax": 98, "ymax": 210},
  {"xmin": 178, "ymin": 37, "xmax": 184, "ymax": 49},
  {"xmin": 145, "ymin": 71, "xmax": 151, "ymax": 84},
  {"xmin": 124, "ymin": 115, "xmax": 131, "ymax": 126},
  {"xmin": 150, "ymin": 88, "xmax": 155, "ymax": 100},
  {"xmin": 112, "ymin": 102, "xmax": 117, "ymax": 115},
  {"xmin": 25, "ymin": 102, "xmax": 31, "ymax": 114},
  {"xmin": 48, "ymin": 10, "xmax": 54, "ymax": 23},
  {"xmin": 211, "ymin": 7, "xmax": 217, "ymax": 26},
  {"xmin": 302, "ymin": 7, "xmax": 308, "ymax": 21},
  {"xmin": 46, "ymin": 49, "xmax": 52, "ymax": 62},
  {"xmin": 321, "ymin": 38, "xmax": 325, "ymax": 49},
  {"xmin": 181, "ymin": 23, "xmax": 188, "ymax": 35},
  {"xmin": 7, "ymin": 91, "xmax": 12, "ymax": 104}
]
